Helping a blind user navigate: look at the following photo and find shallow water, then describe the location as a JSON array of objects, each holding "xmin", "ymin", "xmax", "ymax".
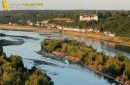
[{"xmin": 1, "ymin": 30, "xmax": 130, "ymax": 85}]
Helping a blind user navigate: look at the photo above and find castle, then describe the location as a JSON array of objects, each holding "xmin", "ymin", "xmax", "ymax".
[{"xmin": 79, "ymin": 13, "xmax": 98, "ymax": 21}]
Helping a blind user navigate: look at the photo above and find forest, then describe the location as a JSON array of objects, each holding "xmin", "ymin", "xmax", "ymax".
[
  {"xmin": 0, "ymin": 46, "xmax": 53, "ymax": 85},
  {"xmin": 41, "ymin": 39, "xmax": 130, "ymax": 84}
]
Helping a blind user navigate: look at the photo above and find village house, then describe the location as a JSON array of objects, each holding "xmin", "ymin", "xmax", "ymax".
[
  {"xmin": 40, "ymin": 20, "xmax": 49, "ymax": 26},
  {"xmin": 26, "ymin": 20, "xmax": 33, "ymax": 26},
  {"xmin": 9, "ymin": 22, "xmax": 12, "ymax": 25},
  {"xmin": 104, "ymin": 31, "xmax": 115, "ymax": 37},
  {"xmin": 35, "ymin": 21, "xmax": 40, "ymax": 26},
  {"xmin": 86, "ymin": 28, "xmax": 94, "ymax": 32},
  {"xmin": 93, "ymin": 29, "xmax": 100, "ymax": 32},
  {"xmin": 79, "ymin": 13, "xmax": 98, "ymax": 21},
  {"xmin": 60, "ymin": 27, "xmax": 79, "ymax": 32},
  {"xmin": 44, "ymin": 24, "xmax": 56, "ymax": 28},
  {"xmin": 56, "ymin": 26, "xmax": 62, "ymax": 29},
  {"xmin": 80, "ymin": 29, "xmax": 86, "ymax": 33}
]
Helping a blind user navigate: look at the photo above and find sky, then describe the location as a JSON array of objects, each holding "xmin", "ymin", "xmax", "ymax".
[{"xmin": 0, "ymin": 0, "xmax": 130, "ymax": 10}]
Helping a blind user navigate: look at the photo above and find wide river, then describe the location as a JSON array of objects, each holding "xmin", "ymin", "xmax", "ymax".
[{"xmin": 1, "ymin": 30, "xmax": 130, "ymax": 85}]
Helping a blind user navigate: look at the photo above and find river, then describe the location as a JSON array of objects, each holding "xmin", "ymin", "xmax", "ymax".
[{"xmin": 1, "ymin": 30, "xmax": 130, "ymax": 85}]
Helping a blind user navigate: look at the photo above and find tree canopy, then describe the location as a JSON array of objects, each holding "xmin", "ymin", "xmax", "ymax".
[
  {"xmin": 0, "ymin": 46, "xmax": 53, "ymax": 85},
  {"xmin": 41, "ymin": 39, "xmax": 130, "ymax": 83}
]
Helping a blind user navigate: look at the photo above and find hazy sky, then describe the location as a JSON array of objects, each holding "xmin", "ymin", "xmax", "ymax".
[{"xmin": 0, "ymin": 0, "xmax": 130, "ymax": 10}]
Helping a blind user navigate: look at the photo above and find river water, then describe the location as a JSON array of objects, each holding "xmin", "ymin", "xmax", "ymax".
[{"xmin": 1, "ymin": 30, "xmax": 130, "ymax": 85}]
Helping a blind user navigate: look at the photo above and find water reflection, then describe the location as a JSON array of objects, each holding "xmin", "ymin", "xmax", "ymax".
[{"xmin": 64, "ymin": 35, "xmax": 130, "ymax": 58}]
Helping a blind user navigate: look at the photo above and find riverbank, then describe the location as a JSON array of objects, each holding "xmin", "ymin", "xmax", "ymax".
[
  {"xmin": 0, "ymin": 24, "xmax": 130, "ymax": 46},
  {"xmin": 62, "ymin": 30, "xmax": 130, "ymax": 47},
  {"xmin": 0, "ymin": 24, "xmax": 59, "ymax": 33}
]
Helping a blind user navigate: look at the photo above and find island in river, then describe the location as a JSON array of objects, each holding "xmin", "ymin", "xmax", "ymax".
[
  {"xmin": 0, "ymin": 32, "xmax": 41, "ymax": 46},
  {"xmin": 40, "ymin": 39, "xmax": 130, "ymax": 85},
  {"xmin": 0, "ymin": 46, "xmax": 53, "ymax": 85}
]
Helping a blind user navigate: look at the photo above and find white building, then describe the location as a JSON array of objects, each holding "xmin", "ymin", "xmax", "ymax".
[
  {"xmin": 9, "ymin": 22, "xmax": 12, "ymax": 25},
  {"xmin": 104, "ymin": 31, "xmax": 115, "ymax": 37},
  {"xmin": 35, "ymin": 21, "xmax": 40, "ymax": 26},
  {"xmin": 41, "ymin": 20, "xmax": 48, "ymax": 25},
  {"xmin": 79, "ymin": 13, "xmax": 98, "ymax": 21},
  {"xmin": 26, "ymin": 20, "xmax": 33, "ymax": 26}
]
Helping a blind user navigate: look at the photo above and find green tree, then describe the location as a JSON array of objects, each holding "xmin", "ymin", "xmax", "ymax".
[
  {"xmin": 10, "ymin": 55, "xmax": 24, "ymax": 69},
  {"xmin": 0, "ymin": 46, "xmax": 3, "ymax": 56}
]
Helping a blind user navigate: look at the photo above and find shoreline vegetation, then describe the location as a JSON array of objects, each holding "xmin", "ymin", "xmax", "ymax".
[
  {"xmin": 0, "ymin": 46, "xmax": 53, "ymax": 85},
  {"xmin": 41, "ymin": 39, "xmax": 130, "ymax": 85},
  {"xmin": 0, "ymin": 24, "xmax": 130, "ymax": 47}
]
